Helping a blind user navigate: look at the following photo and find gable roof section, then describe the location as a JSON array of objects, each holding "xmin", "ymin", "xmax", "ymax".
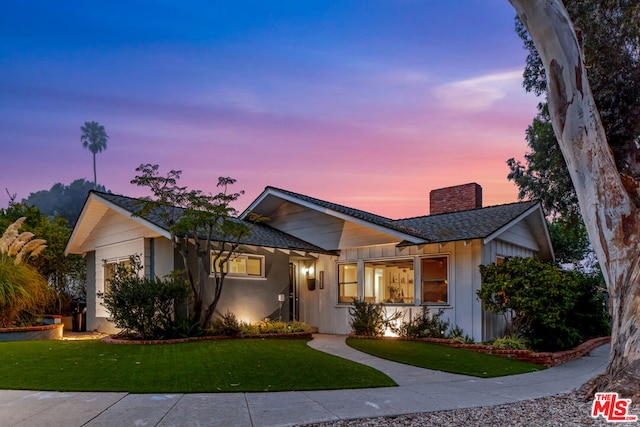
[
  {"xmin": 66, "ymin": 191, "xmax": 336, "ymax": 256},
  {"xmin": 395, "ymin": 200, "xmax": 540, "ymax": 243},
  {"xmin": 241, "ymin": 186, "xmax": 430, "ymax": 244}
]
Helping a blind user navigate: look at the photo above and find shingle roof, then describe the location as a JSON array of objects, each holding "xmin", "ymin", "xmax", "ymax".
[
  {"xmin": 394, "ymin": 200, "xmax": 540, "ymax": 244},
  {"xmin": 96, "ymin": 189, "xmax": 542, "ymax": 252},
  {"xmin": 93, "ymin": 191, "xmax": 336, "ymax": 255},
  {"xmin": 262, "ymin": 187, "xmax": 541, "ymax": 245}
]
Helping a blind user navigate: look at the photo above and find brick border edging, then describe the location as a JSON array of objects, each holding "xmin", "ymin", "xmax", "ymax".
[
  {"xmin": 0, "ymin": 324, "xmax": 64, "ymax": 342},
  {"xmin": 101, "ymin": 331, "xmax": 313, "ymax": 345},
  {"xmin": 348, "ymin": 335, "xmax": 611, "ymax": 367},
  {"xmin": 0, "ymin": 324, "xmax": 62, "ymax": 333}
]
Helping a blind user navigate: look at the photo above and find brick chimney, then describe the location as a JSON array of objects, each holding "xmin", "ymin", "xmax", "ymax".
[{"xmin": 429, "ymin": 183, "xmax": 482, "ymax": 215}]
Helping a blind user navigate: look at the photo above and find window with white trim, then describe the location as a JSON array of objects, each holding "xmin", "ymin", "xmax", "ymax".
[
  {"xmin": 421, "ymin": 256, "xmax": 448, "ymax": 304},
  {"xmin": 103, "ymin": 257, "xmax": 133, "ymax": 296},
  {"xmin": 212, "ymin": 253, "xmax": 265, "ymax": 278},
  {"xmin": 338, "ymin": 263, "xmax": 358, "ymax": 303},
  {"xmin": 364, "ymin": 259, "xmax": 414, "ymax": 304}
]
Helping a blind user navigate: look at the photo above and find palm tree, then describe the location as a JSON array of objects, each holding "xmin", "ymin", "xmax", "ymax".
[{"xmin": 80, "ymin": 121, "xmax": 109, "ymax": 188}]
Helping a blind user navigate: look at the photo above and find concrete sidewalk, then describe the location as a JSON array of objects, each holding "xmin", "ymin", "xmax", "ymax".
[{"xmin": 0, "ymin": 334, "xmax": 609, "ymax": 427}]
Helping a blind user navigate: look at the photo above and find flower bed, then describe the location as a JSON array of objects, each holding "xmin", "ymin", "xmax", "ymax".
[
  {"xmin": 349, "ymin": 334, "xmax": 610, "ymax": 367},
  {"xmin": 416, "ymin": 336, "xmax": 611, "ymax": 367}
]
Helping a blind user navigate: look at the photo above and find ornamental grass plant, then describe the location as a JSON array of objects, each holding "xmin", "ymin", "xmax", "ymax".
[{"xmin": 0, "ymin": 217, "xmax": 50, "ymax": 327}]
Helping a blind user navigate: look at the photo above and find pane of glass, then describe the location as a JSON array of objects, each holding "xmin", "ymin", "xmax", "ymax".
[
  {"xmin": 364, "ymin": 260, "xmax": 414, "ymax": 304},
  {"xmin": 338, "ymin": 263, "xmax": 358, "ymax": 303},
  {"xmin": 422, "ymin": 280, "xmax": 448, "ymax": 303},
  {"xmin": 422, "ymin": 257, "xmax": 447, "ymax": 280},
  {"xmin": 247, "ymin": 257, "xmax": 262, "ymax": 276},
  {"xmin": 104, "ymin": 263, "xmax": 116, "ymax": 295},
  {"xmin": 339, "ymin": 264, "xmax": 357, "ymax": 282},
  {"xmin": 227, "ymin": 257, "xmax": 247, "ymax": 274}
]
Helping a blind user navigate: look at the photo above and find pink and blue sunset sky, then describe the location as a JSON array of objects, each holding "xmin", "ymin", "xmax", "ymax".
[{"xmin": 0, "ymin": 1, "xmax": 541, "ymax": 219}]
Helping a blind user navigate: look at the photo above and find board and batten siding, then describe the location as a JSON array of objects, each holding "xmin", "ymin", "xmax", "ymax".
[
  {"xmin": 481, "ymin": 238, "xmax": 539, "ymax": 341},
  {"xmin": 312, "ymin": 241, "xmax": 488, "ymax": 340}
]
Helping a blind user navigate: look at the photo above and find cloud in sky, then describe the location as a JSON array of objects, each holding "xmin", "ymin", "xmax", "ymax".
[{"xmin": 433, "ymin": 70, "xmax": 524, "ymax": 113}]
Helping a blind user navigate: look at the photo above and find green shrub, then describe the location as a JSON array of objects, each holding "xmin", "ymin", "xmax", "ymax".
[
  {"xmin": 478, "ymin": 256, "xmax": 607, "ymax": 351},
  {"xmin": 209, "ymin": 316, "xmax": 312, "ymax": 336},
  {"xmin": 349, "ymin": 299, "xmax": 403, "ymax": 337},
  {"xmin": 209, "ymin": 310, "xmax": 242, "ymax": 336},
  {"xmin": 491, "ymin": 334, "xmax": 529, "ymax": 350},
  {"xmin": 101, "ymin": 255, "xmax": 190, "ymax": 339},
  {"xmin": 257, "ymin": 320, "xmax": 311, "ymax": 334},
  {"xmin": 398, "ymin": 306, "xmax": 450, "ymax": 338},
  {"xmin": 448, "ymin": 325, "xmax": 474, "ymax": 344},
  {"xmin": 568, "ymin": 269, "xmax": 610, "ymax": 339},
  {"xmin": 239, "ymin": 321, "xmax": 260, "ymax": 335}
]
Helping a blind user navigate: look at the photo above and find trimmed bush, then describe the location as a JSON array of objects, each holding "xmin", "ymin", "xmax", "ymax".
[
  {"xmin": 349, "ymin": 299, "xmax": 402, "ymax": 337},
  {"xmin": 101, "ymin": 255, "xmax": 190, "ymax": 339},
  {"xmin": 398, "ymin": 306, "xmax": 450, "ymax": 338},
  {"xmin": 478, "ymin": 257, "xmax": 609, "ymax": 351}
]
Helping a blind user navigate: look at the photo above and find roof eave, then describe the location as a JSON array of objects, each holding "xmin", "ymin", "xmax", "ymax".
[
  {"xmin": 242, "ymin": 187, "xmax": 425, "ymax": 244},
  {"xmin": 65, "ymin": 192, "xmax": 171, "ymax": 255}
]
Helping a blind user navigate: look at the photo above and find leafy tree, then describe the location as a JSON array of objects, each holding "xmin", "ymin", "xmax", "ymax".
[
  {"xmin": 546, "ymin": 217, "xmax": 590, "ymax": 265},
  {"xmin": 22, "ymin": 179, "xmax": 107, "ymax": 227},
  {"xmin": 0, "ymin": 203, "xmax": 86, "ymax": 314},
  {"xmin": 131, "ymin": 164, "xmax": 259, "ymax": 329},
  {"xmin": 80, "ymin": 121, "xmax": 109, "ymax": 188},
  {"xmin": 509, "ymin": 0, "xmax": 640, "ymax": 399},
  {"xmin": 100, "ymin": 255, "xmax": 190, "ymax": 339},
  {"xmin": 507, "ymin": 1, "xmax": 640, "ymax": 264},
  {"xmin": 511, "ymin": 1, "xmax": 640, "ymax": 188}
]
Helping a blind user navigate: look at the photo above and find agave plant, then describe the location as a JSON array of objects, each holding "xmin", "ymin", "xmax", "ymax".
[{"xmin": 0, "ymin": 217, "xmax": 50, "ymax": 327}]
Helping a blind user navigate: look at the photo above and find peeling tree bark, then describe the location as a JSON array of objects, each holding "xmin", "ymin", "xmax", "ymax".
[{"xmin": 509, "ymin": 0, "xmax": 640, "ymax": 400}]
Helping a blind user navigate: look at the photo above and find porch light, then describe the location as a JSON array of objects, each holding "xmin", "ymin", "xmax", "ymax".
[{"xmin": 304, "ymin": 261, "xmax": 317, "ymax": 291}]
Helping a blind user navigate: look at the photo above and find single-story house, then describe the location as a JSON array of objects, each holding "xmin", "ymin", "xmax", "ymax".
[{"xmin": 65, "ymin": 182, "xmax": 553, "ymax": 340}]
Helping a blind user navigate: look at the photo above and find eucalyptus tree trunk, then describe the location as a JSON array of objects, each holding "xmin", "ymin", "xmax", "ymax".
[{"xmin": 509, "ymin": 0, "xmax": 640, "ymax": 400}]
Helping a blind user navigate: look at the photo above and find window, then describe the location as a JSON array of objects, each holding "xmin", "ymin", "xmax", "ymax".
[
  {"xmin": 421, "ymin": 257, "xmax": 448, "ymax": 304},
  {"xmin": 213, "ymin": 253, "xmax": 265, "ymax": 278},
  {"xmin": 364, "ymin": 259, "xmax": 414, "ymax": 304},
  {"xmin": 103, "ymin": 257, "xmax": 133, "ymax": 296},
  {"xmin": 338, "ymin": 263, "xmax": 358, "ymax": 303}
]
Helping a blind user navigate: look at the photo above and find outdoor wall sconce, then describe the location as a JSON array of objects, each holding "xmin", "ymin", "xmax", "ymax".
[{"xmin": 302, "ymin": 262, "xmax": 316, "ymax": 291}]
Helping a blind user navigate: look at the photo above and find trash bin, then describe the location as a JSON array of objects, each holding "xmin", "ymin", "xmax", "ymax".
[{"xmin": 71, "ymin": 300, "xmax": 87, "ymax": 332}]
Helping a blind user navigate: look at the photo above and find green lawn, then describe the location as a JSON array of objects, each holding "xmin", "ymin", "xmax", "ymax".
[
  {"xmin": 0, "ymin": 338, "xmax": 396, "ymax": 393},
  {"xmin": 347, "ymin": 338, "xmax": 546, "ymax": 378}
]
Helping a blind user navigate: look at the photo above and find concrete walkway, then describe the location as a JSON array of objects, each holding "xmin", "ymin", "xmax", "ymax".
[{"xmin": 0, "ymin": 334, "xmax": 609, "ymax": 427}]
